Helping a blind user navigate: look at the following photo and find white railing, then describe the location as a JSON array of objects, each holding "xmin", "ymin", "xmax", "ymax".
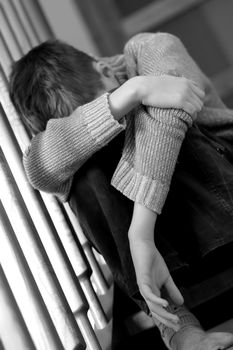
[{"xmin": 0, "ymin": 0, "xmax": 113, "ymax": 349}]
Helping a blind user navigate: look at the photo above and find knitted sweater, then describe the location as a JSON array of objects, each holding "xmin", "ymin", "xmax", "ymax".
[{"xmin": 23, "ymin": 33, "xmax": 233, "ymax": 213}]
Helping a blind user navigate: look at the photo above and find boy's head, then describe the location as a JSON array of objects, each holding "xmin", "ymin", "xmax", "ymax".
[{"xmin": 10, "ymin": 40, "xmax": 119, "ymax": 135}]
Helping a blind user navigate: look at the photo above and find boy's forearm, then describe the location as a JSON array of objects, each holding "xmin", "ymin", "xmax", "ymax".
[{"xmin": 128, "ymin": 202, "xmax": 158, "ymax": 243}]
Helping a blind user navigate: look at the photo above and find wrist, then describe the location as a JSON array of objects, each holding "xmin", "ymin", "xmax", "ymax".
[
  {"xmin": 128, "ymin": 233, "xmax": 154, "ymax": 245},
  {"xmin": 127, "ymin": 76, "xmax": 145, "ymax": 103},
  {"xmin": 128, "ymin": 203, "xmax": 157, "ymax": 241},
  {"xmin": 108, "ymin": 76, "xmax": 141, "ymax": 120},
  {"xmin": 135, "ymin": 76, "xmax": 160, "ymax": 105}
]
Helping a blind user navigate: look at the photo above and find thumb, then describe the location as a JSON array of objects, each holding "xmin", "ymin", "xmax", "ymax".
[{"xmin": 164, "ymin": 276, "xmax": 184, "ymax": 306}]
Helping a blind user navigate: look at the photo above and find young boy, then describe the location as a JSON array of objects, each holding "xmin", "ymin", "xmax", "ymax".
[{"xmin": 10, "ymin": 32, "xmax": 233, "ymax": 349}]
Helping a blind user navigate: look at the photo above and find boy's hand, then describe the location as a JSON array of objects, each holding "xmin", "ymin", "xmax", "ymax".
[
  {"xmin": 129, "ymin": 237, "xmax": 184, "ymax": 331},
  {"xmin": 137, "ymin": 75, "xmax": 205, "ymax": 117},
  {"xmin": 108, "ymin": 75, "xmax": 204, "ymax": 121},
  {"xmin": 128, "ymin": 203, "xmax": 184, "ymax": 330}
]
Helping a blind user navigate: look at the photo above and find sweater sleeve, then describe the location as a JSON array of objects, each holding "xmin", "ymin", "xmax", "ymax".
[
  {"xmin": 111, "ymin": 32, "xmax": 203, "ymax": 214},
  {"xmin": 23, "ymin": 93, "xmax": 125, "ymax": 202},
  {"xmin": 123, "ymin": 32, "xmax": 206, "ymax": 88}
]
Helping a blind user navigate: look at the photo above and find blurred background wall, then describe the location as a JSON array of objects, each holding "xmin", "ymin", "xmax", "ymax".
[{"xmin": 37, "ymin": 0, "xmax": 233, "ymax": 105}]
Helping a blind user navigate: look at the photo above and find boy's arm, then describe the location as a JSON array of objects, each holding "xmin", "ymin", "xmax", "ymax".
[
  {"xmin": 23, "ymin": 77, "xmax": 149, "ymax": 199},
  {"xmin": 124, "ymin": 32, "xmax": 205, "ymax": 89},
  {"xmin": 112, "ymin": 32, "xmax": 205, "ymax": 214},
  {"xmin": 125, "ymin": 32, "xmax": 230, "ymax": 123},
  {"xmin": 23, "ymin": 93, "xmax": 126, "ymax": 200},
  {"xmin": 128, "ymin": 203, "xmax": 184, "ymax": 330},
  {"xmin": 111, "ymin": 33, "xmax": 203, "ymax": 322}
]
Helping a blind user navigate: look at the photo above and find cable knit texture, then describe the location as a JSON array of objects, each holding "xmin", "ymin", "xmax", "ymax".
[
  {"xmin": 153, "ymin": 303, "xmax": 201, "ymax": 350},
  {"xmin": 23, "ymin": 32, "xmax": 233, "ymax": 209}
]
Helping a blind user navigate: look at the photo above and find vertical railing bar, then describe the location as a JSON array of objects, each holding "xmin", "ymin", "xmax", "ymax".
[
  {"xmin": 0, "ymin": 33, "xmax": 13, "ymax": 78},
  {"xmin": 0, "ymin": 21, "xmax": 110, "ymax": 310},
  {"xmin": 0, "ymin": 199, "xmax": 65, "ymax": 350},
  {"xmin": 0, "ymin": 101, "xmax": 101, "ymax": 350},
  {"xmin": 0, "ymin": 8, "xmax": 111, "ymax": 299},
  {"xmin": 10, "ymin": 0, "xmax": 39, "ymax": 46},
  {"xmin": 0, "ymin": 65, "xmax": 107, "ymax": 332},
  {"xmin": 42, "ymin": 194, "xmax": 108, "ymax": 329},
  {"xmin": 18, "ymin": 0, "xmax": 41, "ymax": 43},
  {"xmin": 0, "ymin": 4, "xmax": 113, "ymax": 345},
  {"xmin": 64, "ymin": 203, "xmax": 110, "ymax": 295},
  {"xmin": 1, "ymin": 0, "xmax": 32, "ymax": 53},
  {"xmin": 19, "ymin": 0, "xmax": 55, "ymax": 42},
  {"xmin": 0, "ymin": 55, "xmax": 109, "ymax": 333},
  {"xmin": 0, "ymin": 264, "xmax": 37, "ymax": 350},
  {"xmin": 0, "ymin": 3, "xmax": 23, "ymax": 60},
  {"xmin": 0, "ymin": 73, "xmax": 85, "ymax": 314},
  {"xmin": 9, "ymin": 0, "xmax": 33, "ymax": 47}
]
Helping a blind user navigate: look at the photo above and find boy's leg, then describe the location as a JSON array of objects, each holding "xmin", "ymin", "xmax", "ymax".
[{"xmin": 154, "ymin": 125, "xmax": 233, "ymax": 349}]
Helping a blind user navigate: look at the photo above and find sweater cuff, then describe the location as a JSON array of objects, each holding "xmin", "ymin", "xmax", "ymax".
[
  {"xmin": 81, "ymin": 93, "xmax": 126, "ymax": 146},
  {"xmin": 154, "ymin": 304, "xmax": 201, "ymax": 350},
  {"xmin": 111, "ymin": 159, "xmax": 170, "ymax": 214}
]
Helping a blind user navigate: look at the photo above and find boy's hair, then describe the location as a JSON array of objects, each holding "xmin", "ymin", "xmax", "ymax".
[{"xmin": 9, "ymin": 40, "xmax": 104, "ymax": 135}]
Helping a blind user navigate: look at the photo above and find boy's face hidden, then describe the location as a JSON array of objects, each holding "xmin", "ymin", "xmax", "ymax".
[{"xmin": 93, "ymin": 61, "xmax": 120, "ymax": 97}]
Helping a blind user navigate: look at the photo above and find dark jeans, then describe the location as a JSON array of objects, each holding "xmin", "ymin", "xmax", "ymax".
[{"xmin": 69, "ymin": 123, "xmax": 233, "ymax": 313}]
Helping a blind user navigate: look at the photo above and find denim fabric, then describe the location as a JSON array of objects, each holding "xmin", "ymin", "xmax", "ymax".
[
  {"xmin": 69, "ymin": 123, "xmax": 233, "ymax": 313},
  {"xmin": 158, "ymin": 124, "xmax": 233, "ymax": 261}
]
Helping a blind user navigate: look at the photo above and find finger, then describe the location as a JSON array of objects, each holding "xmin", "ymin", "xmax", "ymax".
[
  {"xmin": 147, "ymin": 300, "xmax": 180, "ymax": 324},
  {"xmin": 189, "ymin": 99, "xmax": 203, "ymax": 115},
  {"xmin": 190, "ymin": 83, "xmax": 205, "ymax": 99},
  {"xmin": 182, "ymin": 101, "xmax": 198, "ymax": 116},
  {"xmin": 151, "ymin": 311, "xmax": 180, "ymax": 332},
  {"xmin": 164, "ymin": 276, "xmax": 184, "ymax": 306},
  {"xmin": 195, "ymin": 98, "xmax": 204, "ymax": 112},
  {"xmin": 188, "ymin": 80, "xmax": 205, "ymax": 95},
  {"xmin": 183, "ymin": 100, "xmax": 203, "ymax": 118},
  {"xmin": 141, "ymin": 283, "xmax": 168, "ymax": 307},
  {"xmin": 185, "ymin": 91, "xmax": 204, "ymax": 112},
  {"xmin": 140, "ymin": 284, "xmax": 179, "ymax": 323},
  {"xmin": 189, "ymin": 91, "xmax": 204, "ymax": 109}
]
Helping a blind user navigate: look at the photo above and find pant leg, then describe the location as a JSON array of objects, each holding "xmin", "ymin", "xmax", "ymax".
[{"xmin": 157, "ymin": 123, "xmax": 233, "ymax": 264}]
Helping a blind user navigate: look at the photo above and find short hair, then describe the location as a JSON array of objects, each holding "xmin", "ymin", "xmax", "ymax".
[{"xmin": 9, "ymin": 40, "xmax": 104, "ymax": 135}]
